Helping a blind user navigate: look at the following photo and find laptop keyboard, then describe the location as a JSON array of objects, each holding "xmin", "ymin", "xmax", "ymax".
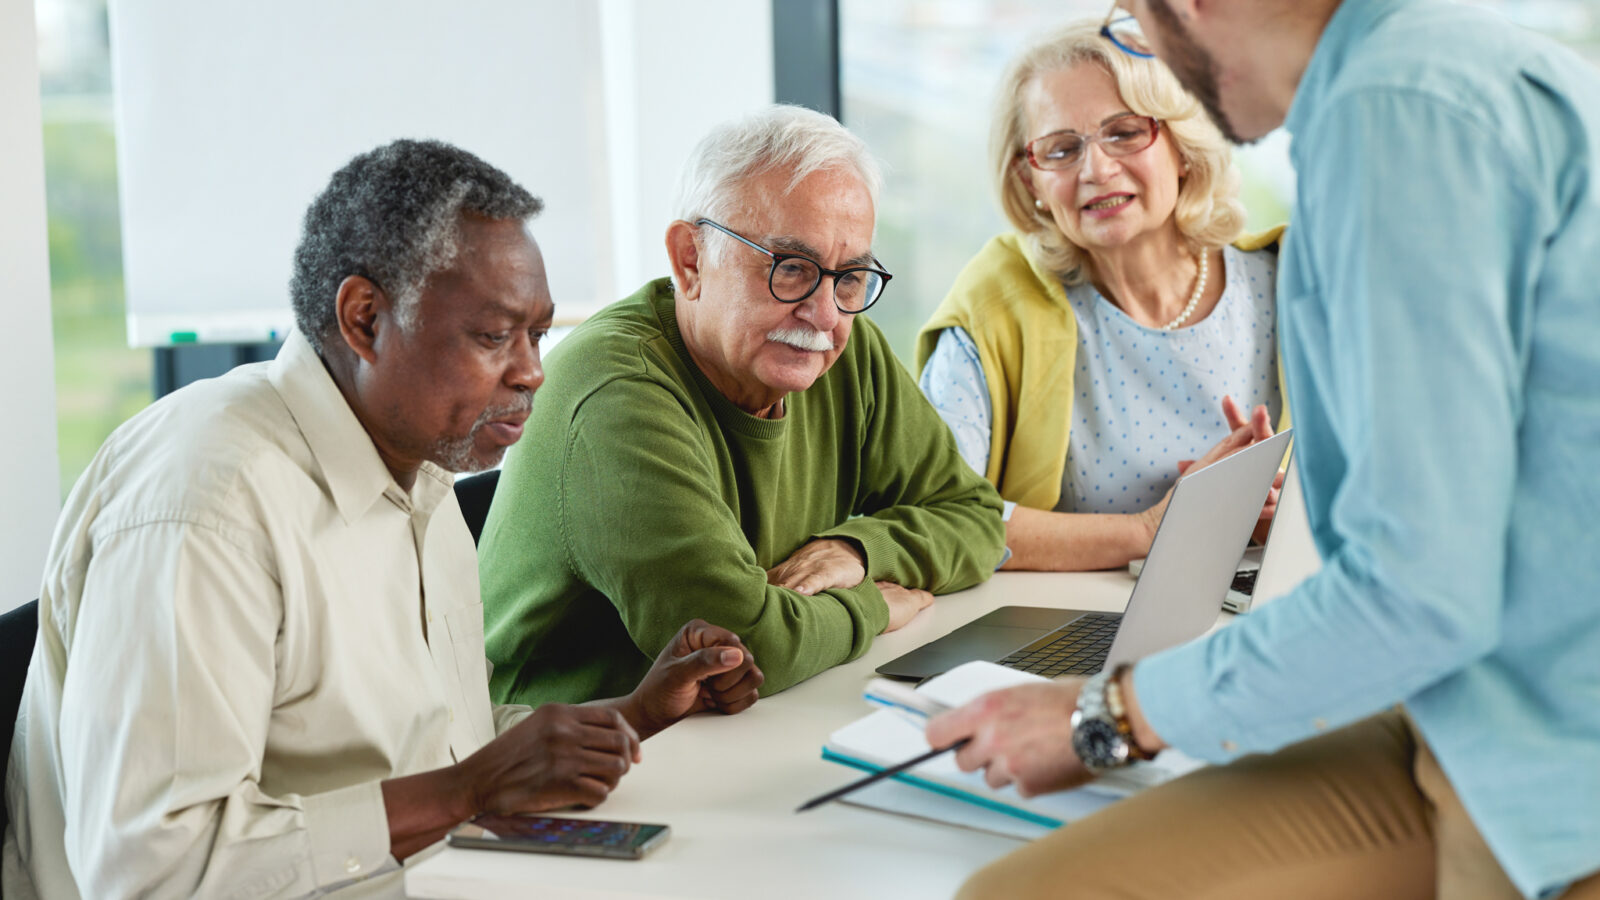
[
  {"xmin": 1231, "ymin": 568, "xmax": 1258, "ymax": 596},
  {"xmin": 998, "ymin": 612, "xmax": 1122, "ymax": 678}
]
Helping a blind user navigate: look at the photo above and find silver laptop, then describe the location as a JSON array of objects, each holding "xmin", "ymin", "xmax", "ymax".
[
  {"xmin": 1241, "ymin": 448, "xmax": 1321, "ymax": 608},
  {"xmin": 875, "ymin": 428, "xmax": 1293, "ymax": 681},
  {"xmin": 1134, "ymin": 443, "xmax": 1323, "ymax": 613}
]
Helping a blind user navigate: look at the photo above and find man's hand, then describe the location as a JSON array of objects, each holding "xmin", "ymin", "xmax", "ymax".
[
  {"xmin": 925, "ymin": 680, "xmax": 1093, "ymax": 798},
  {"xmin": 458, "ymin": 704, "xmax": 641, "ymax": 815},
  {"xmin": 878, "ymin": 581, "xmax": 934, "ymax": 633},
  {"xmin": 619, "ymin": 619, "xmax": 763, "ymax": 739},
  {"xmin": 1138, "ymin": 396, "xmax": 1275, "ymax": 540},
  {"xmin": 766, "ymin": 538, "xmax": 866, "ymax": 596}
]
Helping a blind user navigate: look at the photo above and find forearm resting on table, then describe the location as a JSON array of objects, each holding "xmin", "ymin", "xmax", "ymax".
[
  {"xmin": 1001, "ymin": 505, "xmax": 1155, "ymax": 572},
  {"xmin": 382, "ymin": 767, "xmax": 476, "ymax": 861},
  {"xmin": 583, "ymin": 693, "xmax": 672, "ymax": 741}
]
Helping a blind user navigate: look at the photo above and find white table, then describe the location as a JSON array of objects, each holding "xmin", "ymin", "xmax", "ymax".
[{"xmin": 406, "ymin": 570, "xmax": 1150, "ymax": 900}]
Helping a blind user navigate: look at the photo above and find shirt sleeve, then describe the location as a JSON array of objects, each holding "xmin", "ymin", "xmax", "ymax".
[
  {"xmin": 557, "ymin": 377, "xmax": 893, "ymax": 695},
  {"xmin": 491, "ymin": 703, "xmax": 534, "ymax": 735},
  {"xmin": 56, "ymin": 521, "xmax": 392, "ymax": 898},
  {"xmin": 918, "ymin": 327, "xmax": 1018, "ymax": 546},
  {"xmin": 819, "ymin": 323, "xmax": 1008, "ymax": 590},
  {"xmin": 1135, "ymin": 89, "xmax": 1531, "ymax": 760},
  {"xmin": 918, "ymin": 326, "xmax": 993, "ymax": 476}
]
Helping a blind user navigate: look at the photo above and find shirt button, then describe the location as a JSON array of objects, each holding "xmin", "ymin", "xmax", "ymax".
[
  {"xmin": 1221, "ymin": 740, "xmax": 1238, "ymax": 754},
  {"xmin": 449, "ymin": 709, "xmax": 456, "ymax": 723},
  {"xmin": 345, "ymin": 856, "xmax": 362, "ymax": 874},
  {"xmin": 426, "ymin": 610, "xmax": 435, "ymax": 624}
]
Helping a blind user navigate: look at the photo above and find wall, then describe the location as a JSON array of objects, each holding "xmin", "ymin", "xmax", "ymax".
[
  {"xmin": 600, "ymin": 0, "xmax": 776, "ymax": 296},
  {"xmin": 1, "ymin": 0, "xmax": 62, "ymax": 611}
]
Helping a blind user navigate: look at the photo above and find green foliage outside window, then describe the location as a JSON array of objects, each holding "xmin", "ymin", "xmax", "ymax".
[
  {"xmin": 42, "ymin": 109, "xmax": 150, "ymax": 500},
  {"xmin": 39, "ymin": 0, "xmax": 152, "ymax": 499}
]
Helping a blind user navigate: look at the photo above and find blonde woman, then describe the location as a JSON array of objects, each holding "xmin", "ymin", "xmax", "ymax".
[{"xmin": 917, "ymin": 20, "xmax": 1286, "ymax": 571}]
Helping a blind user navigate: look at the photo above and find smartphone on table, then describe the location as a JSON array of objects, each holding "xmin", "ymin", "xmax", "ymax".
[{"xmin": 446, "ymin": 814, "xmax": 670, "ymax": 860}]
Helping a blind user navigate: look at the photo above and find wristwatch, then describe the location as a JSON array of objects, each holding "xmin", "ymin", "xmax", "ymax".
[{"xmin": 1071, "ymin": 665, "xmax": 1154, "ymax": 774}]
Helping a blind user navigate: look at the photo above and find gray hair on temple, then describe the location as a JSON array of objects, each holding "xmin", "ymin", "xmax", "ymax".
[{"xmin": 289, "ymin": 139, "xmax": 543, "ymax": 355}]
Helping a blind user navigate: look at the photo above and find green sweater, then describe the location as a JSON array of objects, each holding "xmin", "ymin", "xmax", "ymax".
[{"xmin": 479, "ymin": 279, "xmax": 1005, "ymax": 704}]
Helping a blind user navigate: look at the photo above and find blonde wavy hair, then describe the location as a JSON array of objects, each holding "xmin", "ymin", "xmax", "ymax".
[{"xmin": 992, "ymin": 20, "xmax": 1245, "ymax": 282}]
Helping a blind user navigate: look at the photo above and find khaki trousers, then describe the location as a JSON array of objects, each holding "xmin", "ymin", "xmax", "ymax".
[{"xmin": 958, "ymin": 710, "xmax": 1600, "ymax": 900}]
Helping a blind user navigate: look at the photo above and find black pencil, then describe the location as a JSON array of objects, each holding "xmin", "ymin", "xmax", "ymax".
[{"xmin": 795, "ymin": 738, "xmax": 972, "ymax": 813}]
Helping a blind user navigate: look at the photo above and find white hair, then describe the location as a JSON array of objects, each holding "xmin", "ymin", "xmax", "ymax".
[{"xmin": 672, "ymin": 105, "xmax": 883, "ymax": 263}]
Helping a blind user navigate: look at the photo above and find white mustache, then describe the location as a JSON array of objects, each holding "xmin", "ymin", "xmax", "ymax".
[{"xmin": 766, "ymin": 326, "xmax": 834, "ymax": 352}]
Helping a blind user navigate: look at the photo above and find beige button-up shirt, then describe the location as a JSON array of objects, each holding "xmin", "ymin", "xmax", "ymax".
[{"xmin": 3, "ymin": 331, "xmax": 529, "ymax": 898}]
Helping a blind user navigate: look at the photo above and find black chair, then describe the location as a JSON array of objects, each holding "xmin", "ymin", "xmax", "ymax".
[
  {"xmin": 1, "ymin": 599, "xmax": 39, "ymax": 844},
  {"xmin": 453, "ymin": 470, "xmax": 501, "ymax": 546}
]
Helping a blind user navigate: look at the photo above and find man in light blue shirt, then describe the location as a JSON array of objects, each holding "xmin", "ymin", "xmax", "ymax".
[{"xmin": 929, "ymin": 1, "xmax": 1600, "ymax": 897}]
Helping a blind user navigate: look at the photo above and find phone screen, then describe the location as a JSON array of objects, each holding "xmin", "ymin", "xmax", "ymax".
[{"xmin": 447, "ymin": 815, "xmax": 670, "ymax": 860}]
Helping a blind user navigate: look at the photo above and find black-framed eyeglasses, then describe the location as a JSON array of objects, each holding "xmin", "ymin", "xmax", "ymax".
[
  {"xmin": 1101, "ymin": 3, "xmax": 1155, "ymax": 58},
  {"xmin": 695, "ymin": 218, "xmax": 892, "ymax": 314},
  {"xmin": 1024, "ymin": 115, "xmax": 1161, "ymax": 171}
]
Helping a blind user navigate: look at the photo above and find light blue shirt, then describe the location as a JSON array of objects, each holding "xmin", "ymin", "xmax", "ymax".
[
  {"xmin": 920, "ymin": 245, "xmax": 1280, "ymax": 516},
  {"xmin": 1134, "ymin": 2, "xmax": 1600, "ymax": 896},
  {"xmin": 919, "ymin": 328, "xmax": 1001, "ymax": 481}
]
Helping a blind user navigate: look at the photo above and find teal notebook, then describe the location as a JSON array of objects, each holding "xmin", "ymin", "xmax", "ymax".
[{"xmin": 821, "ymin": 661, "xmax": 1201, "ymax": 833}]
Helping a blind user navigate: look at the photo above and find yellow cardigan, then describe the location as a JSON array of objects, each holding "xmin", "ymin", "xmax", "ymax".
[{"xmin": 915, "ymin": 226, "xmax": 1289, "ymax": 511}]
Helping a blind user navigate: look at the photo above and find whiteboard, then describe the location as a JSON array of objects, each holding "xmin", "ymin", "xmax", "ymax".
[{"xmin": 110, "ymin": 1, "xmax": 619, "ymax": 346}]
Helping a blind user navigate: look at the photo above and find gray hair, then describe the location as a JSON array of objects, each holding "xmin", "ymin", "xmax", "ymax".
[
  {"xmin": 289, "ymin": 139, "xmax": 543, "ymax": 355},
  {"xmin": 672, "ymin": 105, "xmax": 883, "ymax": 263}
]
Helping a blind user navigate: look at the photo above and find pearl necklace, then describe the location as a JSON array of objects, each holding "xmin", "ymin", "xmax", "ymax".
[{"xmin": 1160, "ymin": 250, "xmax": 1209, "ymax": 331}]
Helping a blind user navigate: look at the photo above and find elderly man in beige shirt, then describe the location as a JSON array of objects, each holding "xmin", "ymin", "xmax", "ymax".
[{"xmin": 2, "ymin": 139, "xmax": 763, "ymax": 899}]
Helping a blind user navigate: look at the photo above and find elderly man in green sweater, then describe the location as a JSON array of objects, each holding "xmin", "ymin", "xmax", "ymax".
[{"xmin": 479, "ymin": 105, "xmax": 1006, "ymax": 704}]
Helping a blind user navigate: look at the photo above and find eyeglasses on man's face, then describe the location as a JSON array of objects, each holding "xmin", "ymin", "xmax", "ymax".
[
  {"xmin": 1024, "ymin": 114, "xmax": 1161, "ymax": 172},
  {"xmin": 1101, "ymin": 2, "xmax": 1156, "ymax": 58},
  {"xmin": 695, "ymin": 219, "xmax": 892, "ymax": 314}
]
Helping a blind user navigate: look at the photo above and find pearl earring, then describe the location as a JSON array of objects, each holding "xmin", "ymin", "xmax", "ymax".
[{"xmin": 1034, "ymin": 199, "xmax": 1046, "ymax": 211}]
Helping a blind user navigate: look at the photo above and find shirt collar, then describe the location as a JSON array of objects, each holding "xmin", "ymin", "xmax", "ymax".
[
  {"xmin": 1284, "ymin": 0, "xmax": 1409, "ymax": 142},
  {"xmin": 269, "ymin": 329, "xmax": 442, "ymax": 525}
]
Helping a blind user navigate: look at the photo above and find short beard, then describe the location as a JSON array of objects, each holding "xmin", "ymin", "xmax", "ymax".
[
  {"xmin": 427, "ymin": 395, "xmax": 533, "ymax": 473},
  {"xmin": 1144, "ymin": 0, "xmax": 1252, "ymax": 145},
  {"xmin": 767, "ymin": 325, "xmax": 834, "ymax": 352}
]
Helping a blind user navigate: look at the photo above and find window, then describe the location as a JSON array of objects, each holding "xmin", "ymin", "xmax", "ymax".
[{"xmin": 37, "ymin": 0, "xmax": 149, "ymax": 499}]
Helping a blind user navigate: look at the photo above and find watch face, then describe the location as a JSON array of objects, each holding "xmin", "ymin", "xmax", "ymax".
[{"xmin": 1072, "ymin": 718, "xmax": 1128, "ymax": 770}]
